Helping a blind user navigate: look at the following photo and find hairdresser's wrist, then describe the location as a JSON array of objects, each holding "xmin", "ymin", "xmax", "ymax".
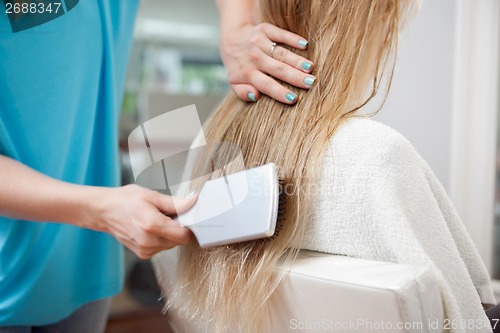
[
  {"xmin": 218, "ymin": 3, "xmax": 256, "ymax": 49},
  {"xmin": 217, "ymin": 0, "xmax": 257, "ymax": 29},
  {"xmin": 58, "ymin": 184, "xmax": 109, "ymax": 231}
]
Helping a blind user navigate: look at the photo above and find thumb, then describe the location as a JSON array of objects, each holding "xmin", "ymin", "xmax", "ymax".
[
  {"xmin": 232, "ymin": 84, "xmax": 260, "ymax": 102},
  {"xmin": 151, "ymin": 191, "xmax": 198, "ymax": 216}
]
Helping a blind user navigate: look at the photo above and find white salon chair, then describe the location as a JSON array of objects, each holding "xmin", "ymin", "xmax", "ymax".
[{"xmin": 153, "ymin": 249, "xmax": 444, "ymax": 333}]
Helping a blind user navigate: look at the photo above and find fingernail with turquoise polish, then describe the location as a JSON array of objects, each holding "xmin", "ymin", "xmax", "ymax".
[
  {"xmin": 286, "ymin": 92, "xmax": 297, "ymax": 103},
  {"xmin": 298, "ymin": 39, "xmax": 308, "ymax": 47},
  {"xmin": 248, "ymin": 92, "xmax": 257, "ymax": 102},
  {"xmin": 302, "ymin": 62, "xmax": 312, "ymax": 71},
  {"xmin": 304, "ymin": 77, "xmax": 316, "ymax": 87}
]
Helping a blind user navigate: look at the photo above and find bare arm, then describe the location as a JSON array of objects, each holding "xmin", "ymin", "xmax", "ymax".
[
  {"xmin": 0, "ymin": 155, "xmax": 195, "ymax": 259},
  {"xmin": 217, "ymin": 0, "xmax": 316, "ymax": 104}
]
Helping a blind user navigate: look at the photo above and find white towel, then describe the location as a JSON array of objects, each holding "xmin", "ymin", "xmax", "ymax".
[{"xmin": 300, "ymin": 117, "xmax": 496, "ymax": 332}]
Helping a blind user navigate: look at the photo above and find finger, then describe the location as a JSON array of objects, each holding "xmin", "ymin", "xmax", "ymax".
[
  {"xmin": 259, "ymin": 51, "xmax": 316, "ymax": 90},
  {"xmin": 149, "ymin": 191, "xmax": 198, "ymax": 215},
  {"xmin": 138, "ymin": 238, "xmax": 178, "ymax": 257},
  {"xmin": 133, "ymin": 244, "xmax": 176, "ymax": 260},
  {"xmin": 119, "ymin": 237, "xmax": 136, "ymax": 253},
  {"xmin": 155, "ymin": 215, "xmax": 193, "ymax": 245},
  {"xmin": 232, "ymin": 84, "xmax": 261, "ymax": 102},
  {"xmin": 119, "ymin": 238, "xmax": 157, "ymax": 260},
  {"xmin": 172, "ymin": 192, "xmax": 199, "ymax": 214},
  {"xmin": 256, "ymin": 34, "xmax": 313, "ymax": 74},
  {"xmin": 250, "ymin": 71, "xmax": 298, "ymax": 105},
  {"xmin": 260, "ymin": 23, "xmax": 309, "ymax": 50},
  {"xmin": 269, "ymin": 45, "xmax": 314, "ymax": 74}
]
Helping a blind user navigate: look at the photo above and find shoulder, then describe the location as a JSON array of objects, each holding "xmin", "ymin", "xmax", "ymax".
[
  {"xmin": 332, "ymin": 117, "xmax": 410, "ymax": 150},
  {"xmin": 328, "ymin": 117, "xmax": 422, "ymax": 167}
]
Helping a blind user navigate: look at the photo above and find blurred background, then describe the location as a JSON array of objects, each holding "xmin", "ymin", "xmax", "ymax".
[{"xmin": 107, "ymin": 0, "xmax": 500, "ymax": 332}]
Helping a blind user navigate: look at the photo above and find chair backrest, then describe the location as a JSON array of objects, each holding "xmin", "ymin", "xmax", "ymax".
[{"xmin": 153, "ymin": 249, "xmax": 444, "ymax": 333}]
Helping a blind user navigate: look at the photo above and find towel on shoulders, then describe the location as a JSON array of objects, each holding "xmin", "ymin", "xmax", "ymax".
[{"xmin": 300, "ymin": 117, "xmax": 495, "ymax": 333}]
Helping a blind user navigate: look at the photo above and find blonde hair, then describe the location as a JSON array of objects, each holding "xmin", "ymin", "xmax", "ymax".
[{"xmin": 163, "ymin": 1, "xmax": 418, "ymax": 332}]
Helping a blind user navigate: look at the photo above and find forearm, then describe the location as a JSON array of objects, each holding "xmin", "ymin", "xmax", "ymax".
[
  {"xmin": 216, "ymin": 0, "xmax": 259, "ymax": 38},
  {"xmin": 0, "ymin": 155, "xmax": 98, "ymax": 228},
  {"xmin": 0, "ymin": 155, "xmax": 196, "ymax": 258}
]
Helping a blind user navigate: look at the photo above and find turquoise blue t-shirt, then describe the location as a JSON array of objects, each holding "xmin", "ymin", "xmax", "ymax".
[{"xmin": 0, "ymin": 0, "xmax": 139, "ymax": 325}]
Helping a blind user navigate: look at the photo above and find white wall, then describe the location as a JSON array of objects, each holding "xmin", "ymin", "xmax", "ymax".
[
  {"xmin": 448, "ymin": 0, "xmax": 500, "ymax": 272},
  {"xmin": 374, "ymin": 0, "xmax": 455, "ymax": 190}
]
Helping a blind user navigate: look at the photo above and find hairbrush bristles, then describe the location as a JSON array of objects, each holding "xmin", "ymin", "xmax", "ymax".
[{"xmin": 264, "ymin": 177, "xmax": 286, "ymax": 242}]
